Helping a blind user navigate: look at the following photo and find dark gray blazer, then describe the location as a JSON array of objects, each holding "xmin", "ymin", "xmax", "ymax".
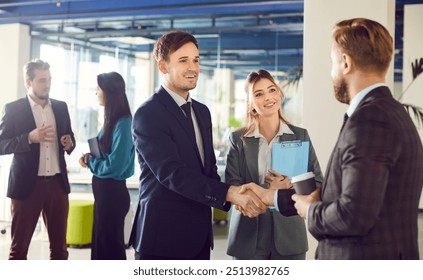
[
  {"xmin": 308, "ymin": 86, "xmax": 423, "ymax": 259},
  {"xmin": 0, "ymin": 97, "xmax": 75, "ymax": 200},
  {"xmin": 225, "ymin": 124, "xmax": 323, "ymax": 259}
]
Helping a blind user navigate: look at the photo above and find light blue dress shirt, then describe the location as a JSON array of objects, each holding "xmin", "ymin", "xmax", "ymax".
[
  {"xmin": 346, "ymin": 83, "xmax": 387, "ymax": 117},
  {"xmin": 273, "ymin": 83, "xmax": 387, "ymax": 212},
  {"xmin": 162, "ymin": 84, "xmax": 205, "ymax": 166}
]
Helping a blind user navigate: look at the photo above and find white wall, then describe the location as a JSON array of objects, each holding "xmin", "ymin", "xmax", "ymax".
[
  {"xmin": 0, "ymin": 24, "xmax": 30, "ymax": 109},
  {"xmin": 303, "ymin": 0, "xmax": 395, "ymax": 173},
  {"xmin": 402, "ymin": 4, "xmax": 423, "ymax": 208},
  {"xmin": 0, "ymin": 24, "xmax": 31, "ymax": 222}
]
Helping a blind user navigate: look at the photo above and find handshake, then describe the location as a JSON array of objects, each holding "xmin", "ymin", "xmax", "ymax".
[
  {"xmin": 225, "ymin": 170, "xmax": 321, "ymax": 219},
  {"xmin": 226, "ymin": 183, "xmax": 275, "ymax": 218},
  {"xmin": 225, "ymin": 170, "xmax": 293, "ymax": 218}
]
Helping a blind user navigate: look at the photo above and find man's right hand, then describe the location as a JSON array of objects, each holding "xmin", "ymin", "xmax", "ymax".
[
  {"xmin": 28, "ymin": 125, "xmax": 55, "ymax": 144},
  {"xmin": 239, "ymin": 183, "xmax": 276, "ymax": 206},
  {"xmin": 226, "ymin": 183, "xmax": 267, "ymax": 218}
]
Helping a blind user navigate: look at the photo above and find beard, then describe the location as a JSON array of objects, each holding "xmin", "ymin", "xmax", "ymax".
[
  {"xmin": 333, "ymin": 77, "xmax": 350, "ymax": 105},
  {"xmin": 33, "ymin": 89, "xmax": 50, "ymax": 100}
]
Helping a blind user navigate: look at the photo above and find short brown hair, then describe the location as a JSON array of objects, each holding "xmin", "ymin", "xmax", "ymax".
[
  {"xmin": 333, "ymin": 18, "xmax": 393, "ymax": 73},
  {"xmin": 23, "ymin": 59, "xmax": 50, "ymax": 81},
  {"xmin": 153, "ymin": 30, "xmax": 198, "ymax": 62}
]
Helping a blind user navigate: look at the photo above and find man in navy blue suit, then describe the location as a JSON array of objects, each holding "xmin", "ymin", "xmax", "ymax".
[{"xmin": 129, "ymin": 30, "xmax": 267, "ymax": 260}]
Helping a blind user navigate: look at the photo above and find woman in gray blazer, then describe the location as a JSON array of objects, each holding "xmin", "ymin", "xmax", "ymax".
[{"xmin": 225, "ymin": 69, "xmax": 323, "ymax": 260}]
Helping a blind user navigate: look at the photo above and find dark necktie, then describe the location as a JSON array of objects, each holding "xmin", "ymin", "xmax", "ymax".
[
  {"xmin": 341, "ymin": 113, "xmax": 349, "ymax": 131},
  {"xmin": 180, "ymin": 102, "xmax": 196, "ymax": 143}
]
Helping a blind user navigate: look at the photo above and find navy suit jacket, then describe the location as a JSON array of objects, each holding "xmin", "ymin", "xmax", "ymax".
[
  {"xmin": 308, "ymin": 86, "xmax": 423, "ymax": 259},
  {"xmin": 0, "ymin": 97, "xmax": 75, "ymax": 200},
  {"xmin": 129, "ymin": 87, "xmax": 230, "ymax": 258}
]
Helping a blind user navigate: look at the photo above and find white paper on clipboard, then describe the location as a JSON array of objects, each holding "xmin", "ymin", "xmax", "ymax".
[{"xmin": 271, "ymin": 140, "xmax": 309, "ymax": 178}]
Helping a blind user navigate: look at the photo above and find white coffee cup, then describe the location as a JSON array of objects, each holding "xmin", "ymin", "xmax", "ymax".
[{"xmin": 291, "ymin": 172, "xmax": 316, "ymax": 195}]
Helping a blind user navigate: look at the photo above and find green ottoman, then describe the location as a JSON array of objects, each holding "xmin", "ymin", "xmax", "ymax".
[
  {"xmin": 213, "ymin": 208, "xmax": 228, "ymax": 225},
  {"xmin": 66, "ymin": 200, "xmax": 94, "ymax": 247}
]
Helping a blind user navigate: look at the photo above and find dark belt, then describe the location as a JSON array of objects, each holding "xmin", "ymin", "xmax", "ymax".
[{"xmin": 37, "ymin": 173, "xmax": 61, "ymax": 180}]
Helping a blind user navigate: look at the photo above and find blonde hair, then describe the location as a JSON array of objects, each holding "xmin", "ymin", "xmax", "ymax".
[{"xmin": 242, "ymin": 69, "xmax": 289, "ymax": 138}]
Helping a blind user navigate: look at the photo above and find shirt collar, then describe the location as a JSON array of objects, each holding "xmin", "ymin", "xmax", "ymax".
[
  {"xmin": 162, "ymin": 84, "xmax": 192, "ymax": 107},
  {"xmin": 27, "ymin": 93, "xmax": 52, "ymax": 108},
  {"xmin": 246, "ymin": 121, "xmax": 294, "ymax": 138},
  {"xmin": 346, "ymin": 83, "xmax": 386, "ymax": 117}
]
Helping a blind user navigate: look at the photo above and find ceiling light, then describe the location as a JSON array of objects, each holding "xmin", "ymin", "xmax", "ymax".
[{"xmin": 90, "ymin": 36, "xmax": 156, "ymax": 45}]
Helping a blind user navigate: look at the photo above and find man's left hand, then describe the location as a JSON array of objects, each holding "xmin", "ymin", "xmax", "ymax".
[
  {"xmin": 291, "ymin": 188, "xmax": 321, "ymax": 219},
  {"xmin": 60, "ymin": 134, "xmax": 73, "ymax": 151}
]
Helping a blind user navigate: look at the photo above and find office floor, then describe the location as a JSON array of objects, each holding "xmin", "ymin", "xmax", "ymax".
[
  {"xmin": 0, "ymin": 219, "xmax": 231, "ymax": 260},
  {"xmin": 1, "ymin": 213, "xmax": 422, "ymax": 260}
]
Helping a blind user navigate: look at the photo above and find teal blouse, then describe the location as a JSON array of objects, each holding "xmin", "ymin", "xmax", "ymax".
[{"xmin": 88, "ymin": 116, "xmax": 134, "ymax": 180}]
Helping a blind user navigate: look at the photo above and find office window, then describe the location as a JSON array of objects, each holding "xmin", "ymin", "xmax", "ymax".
[{"xmin": 38, "ymin": 43, "xmax": 149, "ymax": 179}]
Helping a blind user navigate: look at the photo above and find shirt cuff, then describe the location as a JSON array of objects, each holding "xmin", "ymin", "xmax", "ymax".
[
  {"xmin": 305, "ymin": 203, "xmax": 311, "ymax": 220},
  {"xmin": 273, "ymin": 190, "xmax": 279, "ymax": 212}
]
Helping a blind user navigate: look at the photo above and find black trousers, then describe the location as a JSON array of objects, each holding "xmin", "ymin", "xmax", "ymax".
[
  {"xmin": 91, "ymin": 176, "xmax": 130, "ymax": 260},
  {"xmin": 134, "ymin": 237, "xmax": 211, "ymax": 260}
]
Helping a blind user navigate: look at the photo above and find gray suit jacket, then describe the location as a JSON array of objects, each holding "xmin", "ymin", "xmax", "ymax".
[
  {"xmin": 308, "ymin": 86, "xmax": 423, "ymax": 259},
  {"xmin": 225, "ymin": 124, "xmax": 323, "ymax": 258}
]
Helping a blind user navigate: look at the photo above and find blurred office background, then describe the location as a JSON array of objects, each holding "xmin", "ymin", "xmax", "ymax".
[{"xmin": 0, "ymin": 0, "xmax": 422, "ymax": 260}]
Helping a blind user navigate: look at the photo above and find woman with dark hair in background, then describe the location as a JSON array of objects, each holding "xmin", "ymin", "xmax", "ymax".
[{"xmin": 79, "ymin": 71, "xmax": 134, "ymax": 260}]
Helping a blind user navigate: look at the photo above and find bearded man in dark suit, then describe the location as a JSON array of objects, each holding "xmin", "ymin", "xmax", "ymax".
[
  {"xmin": 291, "ymin": 18, "xmax": 423, "ymax": 259},
  {"xmin": 0, "ymin": 59, "xmax": 75, "ymax": 260}
]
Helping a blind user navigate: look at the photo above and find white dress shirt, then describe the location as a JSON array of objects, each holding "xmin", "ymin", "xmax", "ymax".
[
  {"xmin": 28, "ymin": 95, "xmax": 61, "ymax": 176},
  {"xmin": 162, "ymin": 84, "xmax": 205, "ymax": 166},
  {"xmin": 246, "ymin": 122, "xmax": 294, "ymax": 211},
  {"xmin": 245, "ymin": 122, "xmax": 294, "ymax": 185}
]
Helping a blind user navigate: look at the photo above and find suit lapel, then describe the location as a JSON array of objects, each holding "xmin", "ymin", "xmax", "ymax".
[
  {"xmin": 157, "ymin": 88, "xmax": 188, "ymax": 130},
  {"xmin": 50, "ymin": 99, "xmax": 62, "ymax": 136},
  {"xmin": 157, "ymin": 88, "xmax": 203, "ymax": 167},
  {"xmin": 322, "ymin": 87, "xmax": 392, "ymax": 196},
  {"xmin": 243, "ymin": 137, "xmax": 259, "ymax": 183},
  {"xmin": 22, "ymin": 97, "xmax": 37, "ymax": 131},
  {"xmin": 191, "ymin": 101, "xmax": 209, "ymax": 170},
  {"xmin": 158, "ymin": 88, "xmax": 197, "ymax": 144},
  {"xmin": 21, "ymin": 97, "xmax": 39, "ymax": 155},
  {"xmin": 320, "ymin": 86, "xmax": 393, "ymax": 197}
]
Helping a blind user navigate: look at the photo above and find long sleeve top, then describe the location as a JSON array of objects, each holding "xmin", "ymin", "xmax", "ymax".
[{"xmin": 88, "ymin": 116, "xmax": 134, "ymax": 180}]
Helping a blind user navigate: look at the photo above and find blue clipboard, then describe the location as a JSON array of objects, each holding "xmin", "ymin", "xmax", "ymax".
[{"xmin": 271, "ymin": 140, "xmax": 309, "ymax": 178}]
